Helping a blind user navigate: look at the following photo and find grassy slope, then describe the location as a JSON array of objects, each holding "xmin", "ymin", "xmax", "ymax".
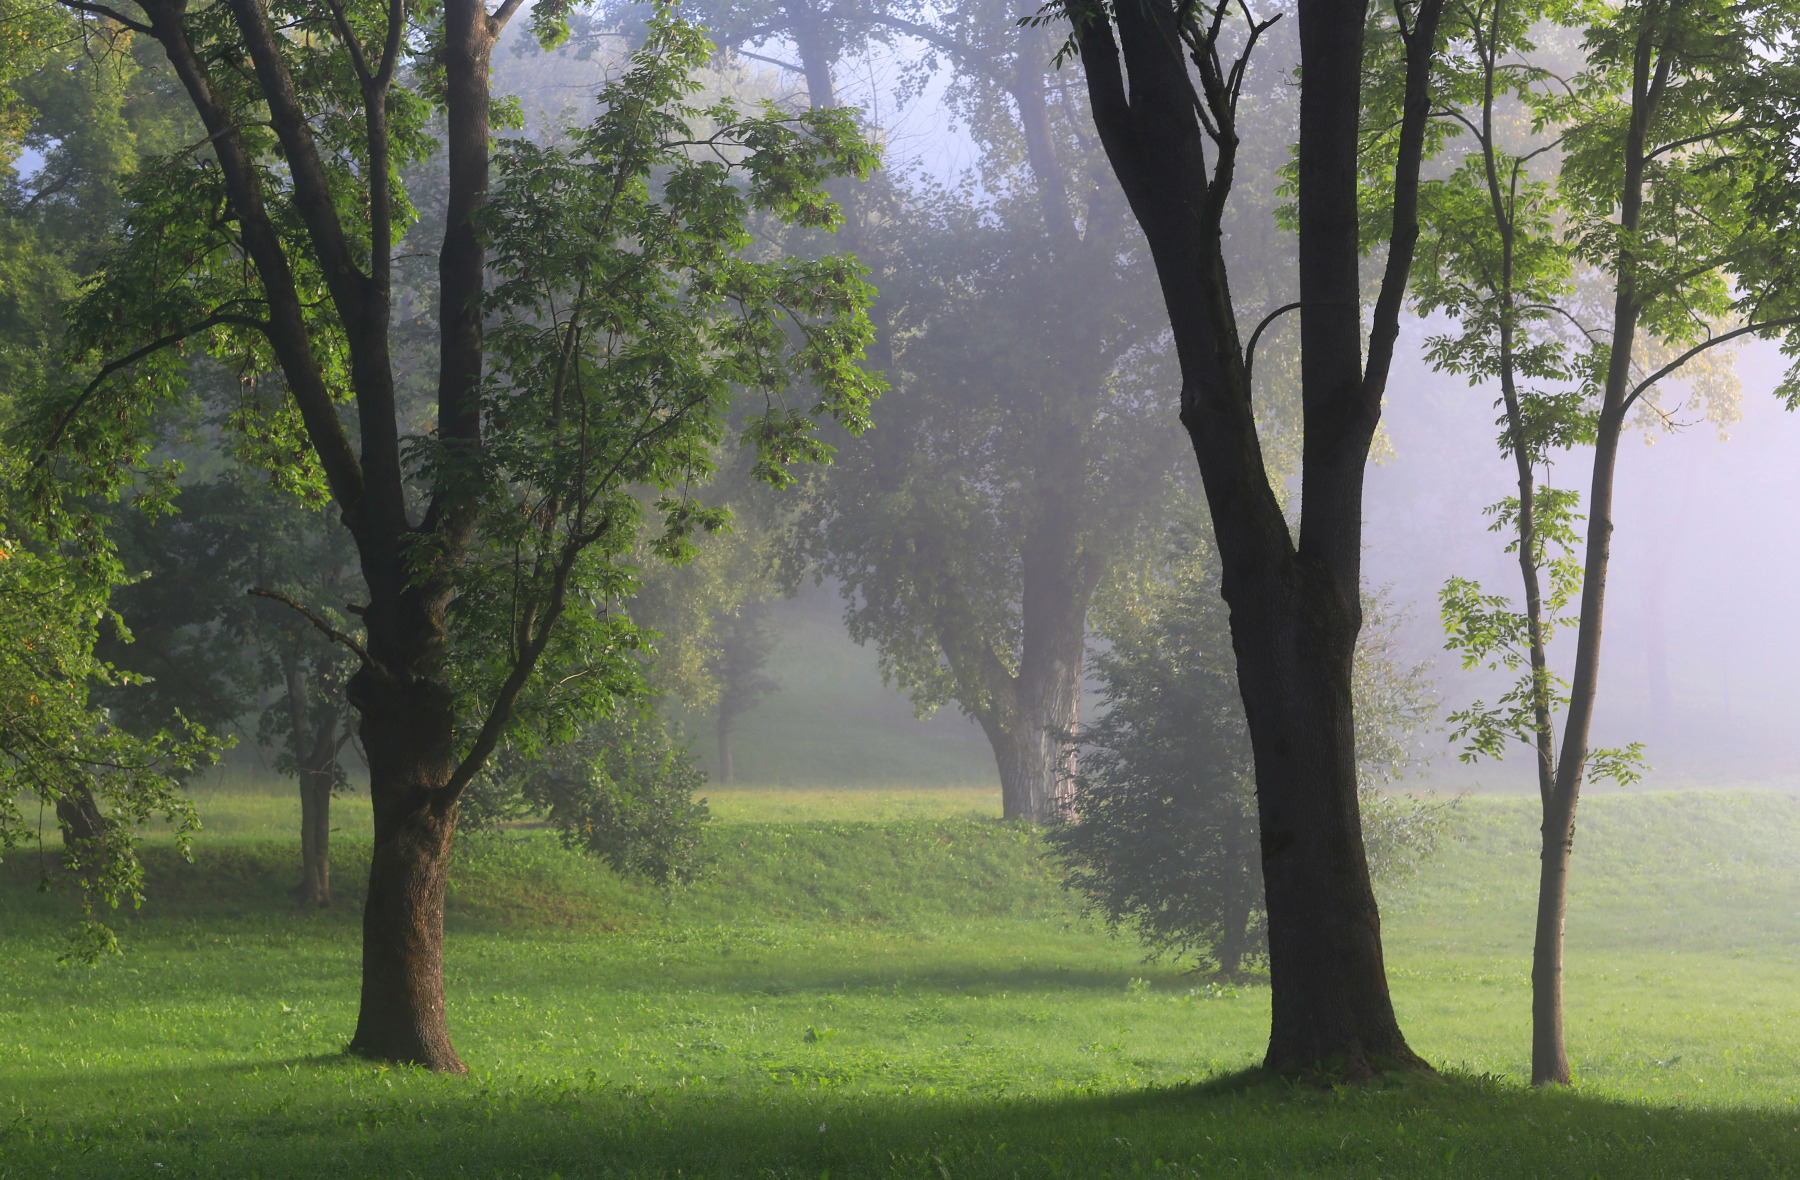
[{"xmin": 1, "ymin": 790, "xmax": 1798, "ymax": 1177}]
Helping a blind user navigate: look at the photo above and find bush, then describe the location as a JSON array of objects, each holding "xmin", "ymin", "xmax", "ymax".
[
  {"xmin": 467, "ymin": 708, "xmax": 711, "ymax": 886},
  {"xmin": 1051, "ymin": 549, "xmax": 1452, "ymax": 978}
]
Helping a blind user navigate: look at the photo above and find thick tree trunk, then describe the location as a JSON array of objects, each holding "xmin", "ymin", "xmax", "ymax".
[
  {"xmin": 346, "ymin": 675, "xmax": 464, "ymax": 1073},
  {"xmin": 1229, "ymin": 584, "xmax": 1421, "ymax": 1076},
  {"xmin": 1068, "ymin": 0, "xmax": 1441, "ymax": 1077}
]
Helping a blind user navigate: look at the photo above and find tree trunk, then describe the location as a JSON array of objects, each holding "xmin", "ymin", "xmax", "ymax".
[
  {"xmin": 56, "ymin": 784, "xmax": 105, "ymax": 847},
  {"xmin": 287, "ymin": 665, "xmax": 338, "ymax": 909},
  {"xmin": 716, "ymin": 707, "xmax": 736, "ymax": 785},
  {"xmin": 346, "ymin": 674, "xmax": 464, "ymax": 1072},
  {"xmin": 1528, "ymin": 23, "xmax": 1666, "ymax": 1086},
  {"xmin": 974, "ymin": 534, "xmax": 1091, "ymax": 824},
  {"xmin": 1531, "ymin": 785, "xmax": 1577, "ymax": 1084},
  {"xmin": 297, "ymin": 723, "xmax": 338, "ymax": 909},
  {"xmin": 1230, "ymin": 582, "xmax": 1421, "ymax": 1076},
  {"xmin": 1068, "ymin": 0, "xmax": 1442, "ymax": 1077},
  {"xmin": 1215, "ymin": 872, "xmax": 1251, "ymax": 981},
  {"xmin": 297, "ymin": 768, "xmax": 331, "ymax": 908}
]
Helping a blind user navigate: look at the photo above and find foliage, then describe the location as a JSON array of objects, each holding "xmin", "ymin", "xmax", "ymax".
[
  {"xmin": 476, "ymin": 707, "xmax": 710, "ymax": 886},
  {"xmin": 0, "ymin": 516, "xmax": 216, "ymax": 959},
  {"xmin": 1052, "ymin": 541, "xmax": 1451, "ymax": 976},
  {"xmin": 433, "ymin": 14, "xmax": 882, "ymax": 766}
]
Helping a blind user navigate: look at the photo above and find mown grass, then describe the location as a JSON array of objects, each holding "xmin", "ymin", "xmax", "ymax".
[{"xmin": 1, "ymin": 789, "xmax": 1798, "ymax": 1177}]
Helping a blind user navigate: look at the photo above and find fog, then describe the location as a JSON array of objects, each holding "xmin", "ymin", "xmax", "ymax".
[
  {"xmin": 486, "ymin": 19, "xmax": 1800, "ymax": 796},
  {"xmin": 1368, "ymin": 332, "xmax": 1800, "ymax": 790}
]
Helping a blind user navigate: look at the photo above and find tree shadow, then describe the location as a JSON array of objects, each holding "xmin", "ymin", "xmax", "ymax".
[{"xmin": 6, "ymin": 1059, "xmax": 1794, "ymax": 1178}]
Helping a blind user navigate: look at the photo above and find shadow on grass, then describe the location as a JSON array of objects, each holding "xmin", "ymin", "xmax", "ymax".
[{"xmin": 4, "ymin": 1058, "xmax": 1793, "ymax": 1178}]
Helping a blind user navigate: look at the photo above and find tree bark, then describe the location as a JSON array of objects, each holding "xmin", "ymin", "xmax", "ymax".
[{"xmin": 346, "ymin": 675, "xmax": 464, "ymax": 1072}]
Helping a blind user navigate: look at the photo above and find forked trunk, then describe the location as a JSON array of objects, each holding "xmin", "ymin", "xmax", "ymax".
[
  {"xmin": 1231, "ymin": 588, "xmax": 1421, "ymax": 1077},
  {"xmin": 346, "ymin": 674, "xmax": 465, "ymax": 1073}
]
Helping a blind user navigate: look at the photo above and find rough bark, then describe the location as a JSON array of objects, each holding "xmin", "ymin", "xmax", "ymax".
[
  {"xmin": 1069, "ymin": 0, "xmax": 1442, "ymax": 1076},
  {"xmin": 56, "ymin": 784, "xmax": 105, "ymax": 849},
  {"xmin": 346, "ymin": 675, "xmax": 463, "ymax": 1071}
]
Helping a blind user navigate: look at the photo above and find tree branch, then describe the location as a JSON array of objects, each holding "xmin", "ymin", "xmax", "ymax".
[
  {"xmin": 1622, "ymin": 315, "xmax": 1800, "ymax": 413},
  {"xmin": 247, "ymin": 589, "xmax": 391, "ymax": 681},
  {"xmin": 32, "ymin": 311, "xmax": 267, "ymax": 466},
  {"xmin": 57, "ymin": 0, "xmax": 152, "ymax": 35}
]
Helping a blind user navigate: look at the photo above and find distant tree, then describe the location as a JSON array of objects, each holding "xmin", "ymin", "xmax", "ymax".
[
  {"xmin": 102, "ymin": 473, "xmax": 363, "ymax": 907},
  {"xmin": 28, "ymin": 6, "xmax": 879, "ymax": 1071},
  {"xmin": 0, "ymin": 7, "xmax": 215, "ymax": 953},
  {"xmin": 660, "ymin": 0, "xmax": 1193, "ymax": 822},
  {"xmin": 0, "ymin": 517, "xmax": 216, "ymax": 960},
  {"xmin": 625, "ymin": 454, "xmax": 791, "ymax": 785},
  {"xmin": 1054, "ymin": 539, "xmax": 1447, "ymax": 980},
  {"xmin": 1417, "ymin": 0, "xmax": 1800, "ymax": 1086},
  {"xmin": 709, "ymin": 599, "xmax": 782, "ymax": 783}
]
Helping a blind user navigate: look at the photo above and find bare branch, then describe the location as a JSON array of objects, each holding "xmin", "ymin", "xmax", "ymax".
[{"xmin": 247, "ymin": 589, "xmax": 391, "ymax": 680}]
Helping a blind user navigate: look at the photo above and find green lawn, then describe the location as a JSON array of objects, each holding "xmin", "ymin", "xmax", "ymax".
[{"xmin": 2, "ymin": 789, "xmax": 1798, "ymax": 1177}]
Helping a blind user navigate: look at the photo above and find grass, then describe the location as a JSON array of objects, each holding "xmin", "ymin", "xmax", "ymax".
[{"xmin": 2, "ymin": 788, "xmax": 1799, "ymax": 1177}]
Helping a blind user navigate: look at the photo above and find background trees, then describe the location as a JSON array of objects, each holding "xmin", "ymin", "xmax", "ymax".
[{"xmin": 671, "ymin": 0, "xmax": 1192, "ymax": 822}]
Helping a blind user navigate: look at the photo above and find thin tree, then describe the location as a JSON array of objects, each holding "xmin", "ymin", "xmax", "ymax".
[{"xmin": 1420, "ymin": 0, "xmax": 1800, "ymax": 1086}]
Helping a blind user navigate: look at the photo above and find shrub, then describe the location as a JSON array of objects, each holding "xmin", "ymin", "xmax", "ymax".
[{"xmin": 468, "ymin": 708, "xmax": 711, "ymax": 886}]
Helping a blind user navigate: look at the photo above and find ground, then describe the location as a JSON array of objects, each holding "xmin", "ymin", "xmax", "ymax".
[{"xmin": 1, "ymin": 786, "xmax": 1797, "ymax": 1177}]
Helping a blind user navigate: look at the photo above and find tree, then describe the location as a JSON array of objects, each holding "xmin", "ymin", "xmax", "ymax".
[
  {"xmin": 101, "ymin": 471, "xmax": 367, "ymax": 908},
  {"xmin": 710, "ymin": 599, "xmax": 782, "ymax": 783},
  {"xmin": 29, "ymin": 5, "xmax": 878, "ymax": 1070},
  {"xmin": 1055, "ymin": 536, "xmax": 1447, "ymax": 980},
  {"xmin": 0, "ymin": 515, "xmax": 216, "ymax": 959},
  {"xmin": 1050, "ymin": 0, "xmax": 1448, "ymax": 1075},
  {"xmin": 0, "ymin": 6, "xmax": 216, "ymax": 952},
  {"xmin": 1418, "ymin": 0, "xmax": 1800, "ymax": 1086},
  {"xmin": 664, "ymin": 0, "xmax": 1191, "ymax": 821}
]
